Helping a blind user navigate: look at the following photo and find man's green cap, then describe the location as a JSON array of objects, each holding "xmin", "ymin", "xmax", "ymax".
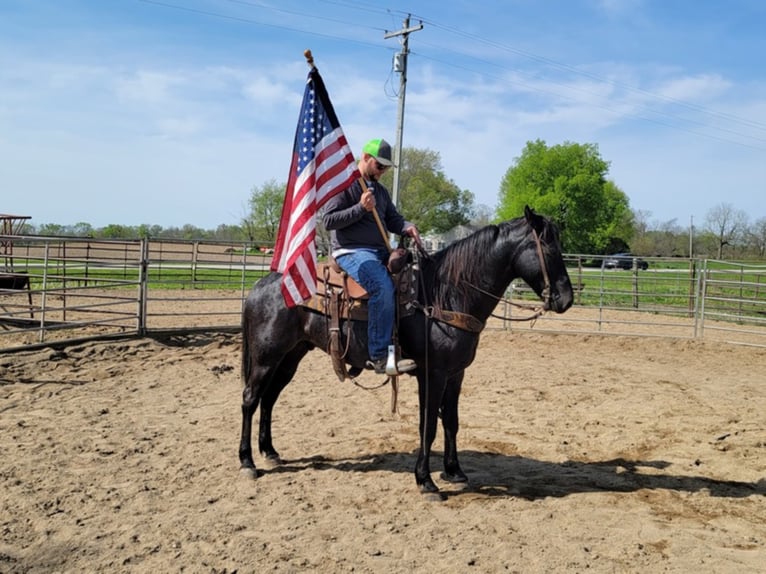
[{"xmin": 362, "ymin": 138, "xmax": 393, "ymax": 166}]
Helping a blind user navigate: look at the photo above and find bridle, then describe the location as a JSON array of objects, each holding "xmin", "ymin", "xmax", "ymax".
[{"xmin": 461, "ymin": 224, "xmax": 552, "ymax": 323}]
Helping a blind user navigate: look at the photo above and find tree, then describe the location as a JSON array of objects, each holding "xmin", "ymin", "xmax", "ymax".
[
  {"xmin": 629, "ymin": 209, "xmax": 653, "ymax": 254},
  {"xmin": 704, "ymin": 202, "xmax": 748, "ymax": 259},
  {"xmin": 37, "ymin": 223, "xmax": 67, "ymax": 236},
  {"xmin": 72, "ymin": 222, "xmax": 94, "ymax": 237},
  {"xmin": 212, "ymin": 224, "xmax": 245, "ymax": 242},
  {"xmin": 648, "ymin": 218, "xmax": 686, "ymax": 257},
  {"xmin": 99, "ymin": 224, "xmax": 133, "ymax": 238},
  {"xmin": 244, "ymin": 179, "xmax": 285, "ymax": 244},
  {"xmin": 471, "ymin": 204, "xmax": 495, "ymax": 227},
  {"xmin": 747, "ymin": 217, "xmax": 766, "ymax": 257},
  {"xmin": 496, "ymin": 139, "xmax": 633, "ymax": 253},
  {"xmin": 383, "ymin": 147, "xmax": 474, "ymax": 235},
  {"xmin": 179, "ymin": 224, "xmax": 208, "ymax": 240}
]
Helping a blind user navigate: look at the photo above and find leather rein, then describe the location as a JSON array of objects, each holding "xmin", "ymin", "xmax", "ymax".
[
  {"xmin": 473, "ymin": 227, "xmax": 551, "ymax": 323},
  {"xmin": 425, "ymin": 226, "xmax": 552, "ymax": 330}
]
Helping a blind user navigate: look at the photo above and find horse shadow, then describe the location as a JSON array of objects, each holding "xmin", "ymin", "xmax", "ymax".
[{"xmin": 260, "ymin": 449, "xmax": 766, "ymax": 500}]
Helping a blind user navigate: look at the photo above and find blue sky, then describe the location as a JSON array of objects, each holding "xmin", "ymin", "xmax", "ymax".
[{"xmin": 1, "ymin": 0, "xmax": 765, "ymax": 230}]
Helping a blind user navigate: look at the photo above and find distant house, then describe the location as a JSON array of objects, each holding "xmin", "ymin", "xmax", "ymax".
[{"xmin": 422, "ymin": 224, "xmax": 479, "ymax": 252}]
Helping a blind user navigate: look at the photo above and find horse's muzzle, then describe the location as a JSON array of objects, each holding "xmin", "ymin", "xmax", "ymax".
[{"xmin": 547, "ymin": 290, "xmax": 573, "ymax": 313}]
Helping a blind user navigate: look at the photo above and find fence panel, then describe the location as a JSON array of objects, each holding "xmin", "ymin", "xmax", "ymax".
[
  {"xmin": 1, "ymin": 237, "xmax": 144, "ymax": 350},
  {"xmin": 698, "ymin": 260, "xmax": 766, "ymax": 346},
  {"xmin": 2, "ymin": 236, "xmax": 765, "ymax": 352},
  {"xmin": 498, "ymin": 256, "xmax": 766, "ymax": 346}
]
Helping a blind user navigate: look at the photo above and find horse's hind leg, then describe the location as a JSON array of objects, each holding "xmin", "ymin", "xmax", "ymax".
[
  {"xmin": 239, "ymin": 343, "xmax": 310, "ymax": 475},
  {"xmin": 440, "ymin": 372, "xmax": 468, "ymax": 484},
  {"xmin": 257, "ymin": 344, "xmax": 310, "ymax": 464},
  {"xmin": 239, "ymin": 361, "xmax": 272, "ymax": 476}
]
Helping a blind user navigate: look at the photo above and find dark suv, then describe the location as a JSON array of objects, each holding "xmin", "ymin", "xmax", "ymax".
[{"xmin": 602, "ymin": 253, "xmax": 649, "ymax": 270}]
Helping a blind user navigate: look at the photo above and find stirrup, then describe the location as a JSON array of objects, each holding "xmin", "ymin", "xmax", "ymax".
[{"xmin": 385, "ymin": 345, "xmax": 417, "ymax": 375}]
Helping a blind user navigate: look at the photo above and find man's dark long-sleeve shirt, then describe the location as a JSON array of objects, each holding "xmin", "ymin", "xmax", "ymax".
[{"xmin": 322, "ymin": 179, "xmax": 410, "ymax": 255}]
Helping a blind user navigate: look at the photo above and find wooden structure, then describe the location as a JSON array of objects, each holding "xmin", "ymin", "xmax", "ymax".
[
  {"xmin": 1, "ymin": 213, "xmax": 31, "ymax": 271},
  {"xmin": 1, "ymin": 213, "xmax": 33, "ymax": 318}
]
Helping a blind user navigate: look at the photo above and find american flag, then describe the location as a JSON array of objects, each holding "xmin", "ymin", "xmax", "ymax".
[{"xmin": 270, "ymin": 67, "xmax": 359, "ymax": 307}]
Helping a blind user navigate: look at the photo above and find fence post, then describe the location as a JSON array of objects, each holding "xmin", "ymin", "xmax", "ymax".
[
  {"xmin": 631, "ymin": 263, "xmax": 639, "ymax": 308},
  {"xmin": 85, "ymin": 242, "xmax": 91, "ymax": 286},
  {"xmin": 240, "ymin": 242, "xmax": 249, "ymax": 311},
  {"xmin": 39, "ymin": 242, "xmax": 50, "ymax": 343},
  {"xmin": 739, "ymin": 266, "xmax": 745, "ymax": 318},
  {"xmin": 138, "ymin": 238, "xmax": 148, "ymax": 336},
  {"xmin": 192, "ymin": 241, "xmax": 200, "ymax": 287},
  {"xmin": 62, "ymin": 240, "xmax": 68, "ymax": 321},
  {"xmin": 687, "ymin": 258, "xmax": 696, "ymax": 318},
  {"xmin": 696, "ymin": 259, "xmax": 708, "ymax": 339}
]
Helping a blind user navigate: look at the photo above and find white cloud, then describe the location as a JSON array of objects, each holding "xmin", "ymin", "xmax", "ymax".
[
  {"xmin": 114, "ymin": 70, "xmax": 184, "ymax": 105},
  {"xmin": 652, "ymin": 73, "xmax": 731, "ymax": 103}
]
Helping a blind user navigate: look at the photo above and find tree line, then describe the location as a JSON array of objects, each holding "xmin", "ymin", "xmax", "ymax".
[{"xmin": 16, "ymin": 142, "xmax": 766, "ymax": 260}]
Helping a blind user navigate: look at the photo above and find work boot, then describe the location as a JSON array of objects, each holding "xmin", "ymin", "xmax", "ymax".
[{"xmin": 366, "ymin": 357, "xmax": 387, "ymax": 374}]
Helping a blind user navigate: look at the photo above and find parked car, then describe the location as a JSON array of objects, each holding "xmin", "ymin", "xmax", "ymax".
[{"xmin": 602, "ymin": 253, "xmax": 649, "ymax": 270}]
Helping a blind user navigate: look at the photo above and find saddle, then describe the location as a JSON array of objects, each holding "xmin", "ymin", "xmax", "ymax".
[
  {"xmin": 300, "ymin": 257, "xmax": 418, "ymax": 381},
  {"xmin": 300, "ymin": 253, "xmax": 485, "ymax": 382}
]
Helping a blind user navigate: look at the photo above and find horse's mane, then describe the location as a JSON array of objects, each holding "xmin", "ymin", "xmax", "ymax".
[
  {"xmin": 422, "ymin": 219, "xmax": 522, "ymax": 310},
  {"xmin": 419, "ymin": 213, "xmax": 561, "ymax": 311}
]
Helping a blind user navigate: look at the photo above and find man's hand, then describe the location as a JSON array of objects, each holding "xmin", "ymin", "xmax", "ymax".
[
  {"xmin": 403, "ymin": 224, "xmax": 423, "ymax": 248},
  {"xmin": 360, "ymin": 190, "xmax": 376, "ymax": 212}
]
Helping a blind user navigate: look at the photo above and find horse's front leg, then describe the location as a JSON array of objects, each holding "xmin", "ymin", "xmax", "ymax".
[
  {"xmin": 440, "ymin": 371, "xmax": 468, "ymax": 484},
  {"xmin": 415, "ymin": 372, "xmax": 447, "ymax": 496}
]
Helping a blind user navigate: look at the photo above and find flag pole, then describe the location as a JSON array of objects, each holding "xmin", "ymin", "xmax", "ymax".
[
  {"xmin": 305, "ymin": 49, "xmax": 391, "ymax": 253},
  {"xmin": 358, "ymin": 177, "xmax": 392, "ymax": 252},
  {"xmin": 303, "ymin": 49, "xmax": 315, "ymax": 69}
]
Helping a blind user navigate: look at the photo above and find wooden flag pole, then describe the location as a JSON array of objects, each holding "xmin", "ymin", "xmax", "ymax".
[
  {"xmin": 304, "ymin": 49, "xmax": 391, "ymax": 253},
  {"xmin": 358, "ymin": 177, "xmax": 393, "ymax": 253},
  {"xmin": 304, "ymin": 49, "xmax": 315, "ymax": 69}
]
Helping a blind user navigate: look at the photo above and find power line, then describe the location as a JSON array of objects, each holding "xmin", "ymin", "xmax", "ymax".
[
  {"xmin": 219, "ymin": 0, "xmax": 390, "ymax": 33},
  {"xmin": 135, "ymin": 0, "xmax": 765, "ymax": 149},
  {"xmin": 416, "ymin": 16, "xmax": 766, "ymax": 135},
  {"xmin": 136, "ymin": 0, "xmax": 383, "ymax": 50},
  {"xmin": 411, "ymin": 47, "xmax": 766, "ymax": 151}
]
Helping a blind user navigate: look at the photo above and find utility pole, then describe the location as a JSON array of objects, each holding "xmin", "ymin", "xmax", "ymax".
[
  {"xmin": 689, "ymin": 215, "xmax": 694, "ymax": 258},
  {"xmin": 384, "ymin": 15, "xmax": 423, "ymax": 209}
]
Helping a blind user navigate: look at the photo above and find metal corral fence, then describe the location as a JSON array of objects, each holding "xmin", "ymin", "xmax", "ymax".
[
  {"xmin": 1, "ymin": 236, "xmax": 269, "ymax": 352},
  {"xmin": 1, "ymin": 236, "xmax": 765, "ymax": 352}
]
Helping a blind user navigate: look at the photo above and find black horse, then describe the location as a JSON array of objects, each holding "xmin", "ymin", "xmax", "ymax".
[{"xmin": 240, "ymin": 206, "xmax": 574, "ymax": 496}]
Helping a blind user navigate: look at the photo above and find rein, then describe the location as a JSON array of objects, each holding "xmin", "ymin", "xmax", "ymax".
[
  {"xmin": 481, "ymin": 226, "xmax": 551, "ymax": 322},
  {"xmin": 438, "ymin": 225, "xmax": 553, "ymax": 325}
]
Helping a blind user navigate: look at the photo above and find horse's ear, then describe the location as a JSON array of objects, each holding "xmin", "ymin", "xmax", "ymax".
[
  {"xmin": 524, "ymin": 205, "xmax": 540, "ymax": 228},
  {"xmin": 524, "ymin": 205, "xmax": 548, "ymax": 237}
]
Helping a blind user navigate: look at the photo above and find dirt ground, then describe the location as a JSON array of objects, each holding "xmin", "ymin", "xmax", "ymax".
[{"xmin": 1, "ymin": 313, "xmax": 766, "ymax": 572}]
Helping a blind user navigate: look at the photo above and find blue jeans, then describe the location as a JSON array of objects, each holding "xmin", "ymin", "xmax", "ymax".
[{"xmin": 335, "ymin": 249, "xmax": 394, "ymax": 361}]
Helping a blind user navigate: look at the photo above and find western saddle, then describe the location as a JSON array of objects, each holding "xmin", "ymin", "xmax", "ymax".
[{"xmin": 300, "ymin": 258, "xmax": 418, "ymax": 381}]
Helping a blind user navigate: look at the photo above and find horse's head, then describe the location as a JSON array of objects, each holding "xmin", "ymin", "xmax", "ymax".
[{"xmin": 518, "ymin": 206, "xmax": 573, "ymax": 313}]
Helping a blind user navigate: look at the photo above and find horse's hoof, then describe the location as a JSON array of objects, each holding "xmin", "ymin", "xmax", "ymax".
[
  {"xmin": 418, "ymin": 478, "xmax": 443, "ymax": 500},
  {"xmin": 440, "ymin": 471, "xmax": 469, "ymax": 484},
  {"xmin": 422, "ymin": 490, "xmax": 446, "ymax": 502},
  {"xmin": 239, "ymin": 466, "xmax": 258, "ymax": 480},
  {"xmin": 260, "ymin": 455, "xmax": 283, "ymax": 470}
]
